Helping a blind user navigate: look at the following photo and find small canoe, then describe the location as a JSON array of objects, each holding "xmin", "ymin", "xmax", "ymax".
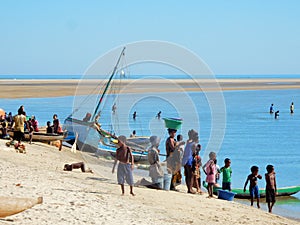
[
  {"xmin": 7, "ymin": 130, "xmax": 66, "ymax": 142},
  {"xmin": 0, "ymin": 196, "xmax": 43, "ymax": 218},
  {"xmin": 203, "ymin": 182, "xmax": 300, "ymax": 199}
]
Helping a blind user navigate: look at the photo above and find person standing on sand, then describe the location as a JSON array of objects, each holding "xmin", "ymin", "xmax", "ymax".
[
  {"xmin": 182, "ymin": 129, "xmax": 199, "ymax": 194},
  {"xmin": 165, "ymin": 128, "xmax": 177, "ymax": 190},
  {"xmin": 148, "ymin": 136, "xmax": 164, "ymax": 189},
  {"xmin": 192, "ymin": 144, "xmax": 202, "ymax": 194},
  {"xmin": 243, "ymin": 166, "xmax": 262, "ymax": 208},
  {"xmin": 12, "ymin": 108, "xmax": 27, "ymax": 146},
  {"xmin": 290, "ymin": 102, "xmax": 294, "ymax": 114},
  {"xmin": 205, "ymin": 159, "xmax": 216, "ymax": 198},
  {"xmin": 112, "ymin": 136, "xmax": 135, "ymax": 196},
  {"xmin": 219, "ymin": 158, "xmax": 232, "ymax": 191},
  {"xmin": 265, "ymin": 164, "xmax": 277, "ymax": 213}
]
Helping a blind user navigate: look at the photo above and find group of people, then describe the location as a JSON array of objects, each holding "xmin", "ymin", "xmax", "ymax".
[
  {"xmin": 0, "ymin": 105, "xmax": 63, "ymax": 147},
  {"xmin": 269, "ymin": 102, "xmax": 294, "ymax": 119},
  {"xmin": 243, "ymin": 164, "xmax": 277, "ymax": 213},
  {"xmin": 112, "ymin": 128, "xmax": 278, "ymax": 213}
]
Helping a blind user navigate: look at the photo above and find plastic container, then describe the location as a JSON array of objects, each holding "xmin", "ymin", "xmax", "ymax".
[
  {"xmin": 163, "ymin": 173, "xmax": 172, "ymax": 191},
  {"xmin": 163, "ymin": 118, "xmax": 183, "ymax": 130},
  {"xmin": 217, "ymin": 190, "xmax": 236, "ymax": 201}
]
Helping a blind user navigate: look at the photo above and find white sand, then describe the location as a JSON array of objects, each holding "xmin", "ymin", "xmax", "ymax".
[{"xmin": 0, "ymin": 140, "xmax": 298, "ymax": 225}]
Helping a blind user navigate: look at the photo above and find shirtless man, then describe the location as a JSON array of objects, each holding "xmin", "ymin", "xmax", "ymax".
[{"xmin": 112, "ymin": 136, "xmax": 135, "ymax": 196}]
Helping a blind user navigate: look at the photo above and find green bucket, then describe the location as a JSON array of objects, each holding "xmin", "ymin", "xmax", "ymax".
[{"xmin": 163, "ymin": 117, "xmax": 183, "ymax": 130}]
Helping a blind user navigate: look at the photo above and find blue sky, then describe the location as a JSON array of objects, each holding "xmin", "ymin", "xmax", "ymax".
[{"xmin": 1, "ymin": 0, "xmax": 300, "ymax": 75}]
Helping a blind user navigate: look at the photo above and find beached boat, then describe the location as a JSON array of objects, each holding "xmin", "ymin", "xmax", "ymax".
[
  {"xmin": 0, "ymin": 196, "xmax": 43, "ymax": 218},
  {"xmin": 63, "ymin": 47, "xmax": 150, "ymax": 162},
  {"xmin": 203, "ymin": 182, "xmax": 300, "ymax": 199},
  {"xmin": 6, "ymin": 130, "xmax": 66, "ymax": 142}
]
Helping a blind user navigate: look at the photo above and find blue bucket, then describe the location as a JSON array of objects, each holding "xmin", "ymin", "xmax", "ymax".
[
  {"xmin": 217, "ymin": 190, "xmax": 236, "ymax": 201},
  {"xmin": 163, "ymin": 173, "xmax": 172, "ymax": 191}
]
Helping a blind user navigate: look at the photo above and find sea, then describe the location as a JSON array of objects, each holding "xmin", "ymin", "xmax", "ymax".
[{"xmin": 0, "ymin": 74, "xmax": 300, "ymax": 221}]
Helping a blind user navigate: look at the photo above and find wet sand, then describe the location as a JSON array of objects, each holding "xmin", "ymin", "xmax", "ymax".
[{"xmin": 1, "ymin": 78, "xmax": 300, "ymax": 98}]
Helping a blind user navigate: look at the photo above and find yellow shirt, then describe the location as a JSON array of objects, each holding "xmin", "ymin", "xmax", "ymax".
[{"xmin": 13, "ymin": 114, "xmax": 26, "ymax": 132}]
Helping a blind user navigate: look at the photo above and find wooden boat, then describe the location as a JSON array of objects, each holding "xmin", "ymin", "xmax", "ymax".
[
  {"xmin": 0, "ymin": 196, "xmax": 43, "ymax": 218},
  {"xmin": 63, "ymin": 47, "xmax": 150, "ymax": 163},
  {"xmin": 6, "ymin": 130, "xmax": 66, "ymax": 142},
  {"xmin": 203, "ymin": 182, "xmax": 300, "ymax": 199}
]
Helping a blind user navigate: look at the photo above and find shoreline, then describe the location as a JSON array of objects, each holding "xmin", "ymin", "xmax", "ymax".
[
  {"xmin": 0, "ymin": 139, "xmax": 299, "ymax": 224},
  {"xmin": 1, "ymin": 78, "xmax": 300, "ymax": 99}
]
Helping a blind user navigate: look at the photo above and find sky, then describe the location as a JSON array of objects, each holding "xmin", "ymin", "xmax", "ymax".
[{"xmin": 1, "ymin": 0, "xmax": 300, "ymax": 75}]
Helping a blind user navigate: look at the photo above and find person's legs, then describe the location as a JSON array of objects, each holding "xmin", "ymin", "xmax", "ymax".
[
  {"xmin": 117, "ymin": 164, "xmax": 125, "ymax": 195},
  {"xmin": 130, "ymin": 185, "xmax": 135, "ymax": 196},
  {"xmin": 120, "ymin": 184, "xmax": 125, "ymax": 195}
]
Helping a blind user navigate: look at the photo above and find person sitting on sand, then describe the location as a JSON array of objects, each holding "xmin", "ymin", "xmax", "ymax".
[
  {"xmin": 243, "ymin": 165, "xmax": 262, "ymax": 208},
  {"xmin": 26, "ymin": 117, "xmax": 34, "ymax": 144},
  {"xmin": 265, "ymin": 164, "xmax": 277, "ymax": 213},
  {"xmin": 112, "ymin": 136, "xmax": 135, "ymax": 196},
  {"xmin": 46, "ymin": 121, "xmax": 53, "ymax": 133},
  {"xmin": 64, "ymin": 162, "xmax": 93, "ymax": 173},
  {"xmin": 148, "ymin": 136, "xmax": 164, "ymax": 189},
  {"xmin": 0, "ymin": 114, "xmax": 9, "ymax": 139},
  {"xmin": 31, "ymin": 115, "xmax": 39, "ymax": 132}
]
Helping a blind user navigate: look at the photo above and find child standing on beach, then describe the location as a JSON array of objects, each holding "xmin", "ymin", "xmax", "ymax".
[
  {"xmin": 219, "ymin": 158, "xmax": 232, "ymax": 191},
  {"xmin": 265, "ymin": 164, "xmax": 277, "ymax": 213},
  {"xmin": 205, "ymin": 159, "xmax": 216, "ymax": 198},
  {"xmin": 112, "ymin": 136, "xmax": 135, "ymax": 196},
  {"xmin": 243, "ymin": 166, "xmax": 262, "ymax": 208}
]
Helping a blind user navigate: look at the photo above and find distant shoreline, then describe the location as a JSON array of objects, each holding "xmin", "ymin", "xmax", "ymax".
[{"xmin": 1, "ymin": 78, "xmax": 300, "ymax": 99}]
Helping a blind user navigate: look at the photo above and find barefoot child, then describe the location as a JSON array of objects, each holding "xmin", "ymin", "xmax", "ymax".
[
  {"xmin": 243, "ymin": 166, "xmax": 262, "ymax": 208},
  {"xmin": 112, "ymin": 136, "xmax": 135, "ymax": 196},
  {"xmin": 219, "ymin": 158, "xmax": 232, "ymax": 191},
  {"xmin": 205, "ymin": 159, "xmax": 216, "ymax": 197},
  {"xmin": 265, "ymin": 164, "xmax": 277, "ymax": 213}
]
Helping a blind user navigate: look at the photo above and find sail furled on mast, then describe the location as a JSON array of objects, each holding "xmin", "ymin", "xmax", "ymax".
[{"xmin": 91, "ymin": 47, "xmax": 126, "ymax": 121}]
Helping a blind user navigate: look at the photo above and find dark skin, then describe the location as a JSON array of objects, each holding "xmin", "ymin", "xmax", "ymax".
[
  {"xmin": 244, "ymin": 170, "xmax": 262, "ymax": 208},
  {"xmin": 112, "ymin": 140, "xmax": 135, "ymax": 196}
]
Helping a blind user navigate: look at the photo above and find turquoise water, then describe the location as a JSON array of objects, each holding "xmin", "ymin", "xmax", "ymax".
[{"xmin": 1, "ymin": 88, "xmax": 300, "ymax": 220}]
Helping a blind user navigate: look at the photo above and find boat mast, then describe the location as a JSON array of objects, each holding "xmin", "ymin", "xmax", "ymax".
[{"xmin": 91, "ymin": 47, "xmax": 126, "ymax": 121}]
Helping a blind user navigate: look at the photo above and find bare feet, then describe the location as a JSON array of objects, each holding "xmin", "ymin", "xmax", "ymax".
[{"xmin": 130, "ymin": 192, "xmax": 136, "ymax": 196}]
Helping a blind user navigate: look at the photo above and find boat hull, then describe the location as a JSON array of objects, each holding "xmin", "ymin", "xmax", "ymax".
[
  {"xmin": 203, "ymin": 182, "xmax": 300, "ymax": 199},
  {"xmin": 0, "ymin": 196, "xmax": 42, "ymax": 218},
  {"xmin": 7, "ymin": 131, "xmax": 65, "ymax": 142},
  {"xmin": 64, "ymin": 118, "xmax": 149, "ymax": 163}
]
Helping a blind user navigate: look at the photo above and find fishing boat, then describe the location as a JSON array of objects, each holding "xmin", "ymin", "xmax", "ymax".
[
  {"xmin": 5, "ymin": 130, "xmax": 66, "ymax": 142},
  {"xmin": 0, "ymin": 196, "xmax": 42, "ymax": 218},
  {"xmin": 64, "ymin": 47, "xmax": 150, "ymax": 162},
  {"xmin": 203, "ymin": 182, "xmax": 300, "ymax": 199}
]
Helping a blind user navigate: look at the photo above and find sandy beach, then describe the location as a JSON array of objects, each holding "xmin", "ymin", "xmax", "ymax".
[
  {"xmin": 1, "ymin": 78, "xmax": 300, "ymax": 98},
  {"xmin": 0, "ymin": 140, "xmax": 298, "ymax": 225}
]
